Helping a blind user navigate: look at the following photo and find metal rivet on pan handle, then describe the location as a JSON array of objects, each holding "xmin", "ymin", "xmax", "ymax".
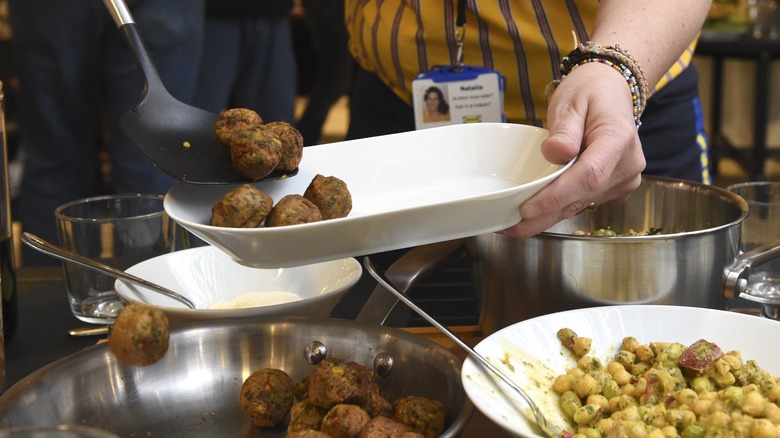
[
  {"xmin": 304, "ymin": 340, "xmax": 328, "ymax": 365},
  {"xmin": 373, "ymin": 352, "xmax": 394, "ymax": 378}
]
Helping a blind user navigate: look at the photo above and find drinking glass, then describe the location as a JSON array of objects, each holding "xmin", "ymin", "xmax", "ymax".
[
  {"xmin": 728, "ymin": 181, "xmax": 780, "ymax": 317},
  {"xmin": 55, "ymin": 194, "xmax": 178, "ymax": 324}
]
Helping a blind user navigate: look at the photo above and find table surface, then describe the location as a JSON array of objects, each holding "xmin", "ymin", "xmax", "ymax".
[{"xmin": 2, "ymin": 267, "xmax": 513, "ymax": 437}]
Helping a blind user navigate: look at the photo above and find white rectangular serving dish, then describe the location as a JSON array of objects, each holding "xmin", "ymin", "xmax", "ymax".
[{"xmin": 165, "ymin": 123, "xmax": 571, "ymax": 268}]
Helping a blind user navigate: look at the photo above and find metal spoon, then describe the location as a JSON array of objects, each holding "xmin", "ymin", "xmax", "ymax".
[
  {"xmin": 363, "ymin": 256, "xmax": 563, "ymax": 438},
  {"xmin": 22, "ymin": 232, "xmax": 197, "ymax": 309},
  {"xmin": 101, "ymin": 0, "xmax": 296, "ymax": 184}
]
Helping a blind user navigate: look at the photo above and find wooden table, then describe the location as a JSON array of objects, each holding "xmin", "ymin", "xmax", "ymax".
[{"xmin": 2, "ymin": 267, "xmax": 512, "ymax": 437}]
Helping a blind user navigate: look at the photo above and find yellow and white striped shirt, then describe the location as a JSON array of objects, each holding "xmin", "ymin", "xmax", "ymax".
[{"xmin": 345, "ymin": 0, "xmax": 696, "ymax": 126}]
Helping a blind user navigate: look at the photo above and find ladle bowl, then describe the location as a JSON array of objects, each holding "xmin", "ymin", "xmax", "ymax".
[{"xmin": 102, "ymin": 0, "xmax": 296, "ymax": 184}]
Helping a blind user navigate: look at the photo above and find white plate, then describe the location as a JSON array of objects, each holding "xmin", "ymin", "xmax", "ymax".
[
  {"xmin": 165, "ymin": 123, "xmax": 571, "ymax": 268},
  {"xmin": 461, "ymin": 305, "xmax": 780, "ymax": 437},
  {"xmin": 114, "ymin": 246, "xmax": 361, "ymax": 324}
]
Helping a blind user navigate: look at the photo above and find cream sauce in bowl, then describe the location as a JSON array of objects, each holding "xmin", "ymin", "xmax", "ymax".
[{"xmin": 208, "ymin": 291, "xmax": 303, "ymax": 309}]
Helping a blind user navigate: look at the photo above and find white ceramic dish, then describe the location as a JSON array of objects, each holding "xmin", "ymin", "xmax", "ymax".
[
  {"xmin": 461, "ymin": 305, "xmax": 780, "ymax": 437},
  {"xmin": 165, "ymin": 123, "xmax": 572, "ymax": 268},
  {"xmin": 114, "ymin": 246, "xmax": 361, "ymax": 324}
]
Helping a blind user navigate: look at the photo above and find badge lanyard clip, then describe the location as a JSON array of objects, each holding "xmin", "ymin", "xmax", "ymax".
[{"xmin": 454, "ymin": 0, "xmax": 466, "ymax": 69}]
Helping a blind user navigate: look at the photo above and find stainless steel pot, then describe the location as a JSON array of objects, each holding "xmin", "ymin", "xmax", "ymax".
[
  {"xmin": 372, "ymin": 176, "xmax": 780, "ymax": 335},
  {"xmin": 0, "ymin": 317, "xmax": 472, "ymax": 437},
  {"xmin": 473, "ymin": 176, "xmax": 751, "ymax": 333}
]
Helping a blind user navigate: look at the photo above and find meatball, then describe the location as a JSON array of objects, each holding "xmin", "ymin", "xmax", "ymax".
[
  {"xmin": 294, "ymin": 375, "xmax": 311, "ymax": 401},
  {"xmin": 320, "ymin": 404, "xmax": 370, "ymax": 438},
  {"xmin": 109, "ymin": 302, "xmax": 169, "ymax": 366},
  {"xmin": 239, "ymin": 368, "xmax": 295, "ymax": 427},
  {"xmin": 265, "ymin": 194, "xmax": 323, "ymax": 227},
  {"xmin": 361, "ymin": 391, "xmax": 393, "ymax": 419},
  {"xmin": 392, "ymin": 396, "xmax": 445, "ymax": 438},
  {"xmin": 308, "ymin": 358, "xmax": 379, "ymax": 410},
  {"xmin": 210, "ymin": 184, "xmax": 273, "ymax": 228},
  {"xmin": 214, "ymin": 108, "xmax": 263, "ymax": 145},
  {"xmin": 287, "ymin": 430, "xmax": 331, "ymax": 438},
  {"xmin": 288, "ymin": 399, "xmax": 327, "ymax": 433},
  {"xmin": 358, "ymin": 416, "xmax": 423, "ymax": 438},
  {"xmin": 303, "ymin": 174, "xmax": 352, "ymax": 220},
  {"xmin": 228, "ymin": 125, "xmax": 283, "ymax": 180},
  {"xmin": 265, "ymin": 121, "xmax": 303, "ymax": 172}
]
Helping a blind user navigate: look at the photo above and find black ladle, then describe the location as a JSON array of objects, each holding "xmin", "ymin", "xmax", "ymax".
[{"xmin": 102, "ymin": 0, "xmax": 296, "ymax": 184}]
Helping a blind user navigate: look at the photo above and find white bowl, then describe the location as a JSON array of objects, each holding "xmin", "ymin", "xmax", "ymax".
[
  {"xmin": 461, "ymin": 305, "xmax": 780, "ymax": 437},
  {"xmin": 114, "ymin": 246, "xmax": 361, "ymax": 324},
  {"xmin": 165, "ymin": 123, "xmax": 572, "ymax": 268}
]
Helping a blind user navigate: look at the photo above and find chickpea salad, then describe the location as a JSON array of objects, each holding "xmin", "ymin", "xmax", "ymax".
[{"xmin": 554, "ymin": 328, "xmax": 780, "ymax": 438}]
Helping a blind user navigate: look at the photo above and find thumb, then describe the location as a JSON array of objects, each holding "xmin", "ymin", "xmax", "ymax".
[{"xmin": 541, "ymin": 114, "xmax": 585, "ymax": 165}]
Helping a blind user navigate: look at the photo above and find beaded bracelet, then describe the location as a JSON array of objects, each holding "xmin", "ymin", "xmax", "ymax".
[{"xmin": 545, "ymin": 41, "xmax": 649, "ymax": 128}]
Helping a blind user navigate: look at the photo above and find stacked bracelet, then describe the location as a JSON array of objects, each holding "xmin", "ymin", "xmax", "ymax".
[{"xmin": 545, "ymin": 41, "xmax": 649, "ymax": 128}]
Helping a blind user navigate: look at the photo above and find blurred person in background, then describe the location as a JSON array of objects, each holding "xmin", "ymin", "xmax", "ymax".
[
  {"xmin": 193, "ymin": 0, "xmax": 296, "ymax": 124},
  {"xmin": 345, "ymin": 1, "xmax": 713, "ymax": 238},
  {"xmin": 9, "ymin": 0, "xmax": 205, "ymax": 266},
  {"xmin": 294, "ymin": 0, "xmax": 352, "ymax": 145}
]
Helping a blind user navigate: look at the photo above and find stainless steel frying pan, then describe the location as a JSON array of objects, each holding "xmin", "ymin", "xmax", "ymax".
[{"xmin": 0, "ymin": 317, "xmax": 472, "ymax": 437}]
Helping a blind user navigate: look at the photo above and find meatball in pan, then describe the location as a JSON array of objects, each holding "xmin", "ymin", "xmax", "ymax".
[
  {"xmin": 240, "ymin": 368, "xmax": 295, "ymax": 428},
  {"xmin": 109, "ymin": 302, "xmax": 170, "ymax": 367}
]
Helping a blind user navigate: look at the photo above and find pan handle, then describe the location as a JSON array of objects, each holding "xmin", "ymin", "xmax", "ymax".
[
  {"xmin": 354, "ymin": 239, "xmax": 467, "ymax": 326},
  {"xmin": 723, "ymin": 236, "xmax": 780, "ymax": 306}
]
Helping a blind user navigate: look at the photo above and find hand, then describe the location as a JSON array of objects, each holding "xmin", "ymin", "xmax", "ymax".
[{"xmin": 502, "ymin": 62, "xmax": 646, "ymax": 238}]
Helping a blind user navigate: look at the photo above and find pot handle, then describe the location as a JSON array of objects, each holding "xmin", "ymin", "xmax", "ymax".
[
  {"xmin": 354, "ymin": 239, "xmax": 467, "ymax": 326},
  {"xmin": 723, "ymin": 236, "xmax": 780, "ymax": 303}
]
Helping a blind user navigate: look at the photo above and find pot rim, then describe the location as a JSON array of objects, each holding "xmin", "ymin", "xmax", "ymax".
[{"xmin": 539, "ymin": 175, "xmax": 750, "ymax": 241}]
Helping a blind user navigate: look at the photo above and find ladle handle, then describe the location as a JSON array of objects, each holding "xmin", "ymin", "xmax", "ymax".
[
  {"xmin": 103, "ymin": 0, "xmax": 134, "ymax": 26},
  {"xmin": 22, "ymin": 232, "xmax": 196, "ymax": 309},
  {"xmin": 363, "ymin": 257, "xmax": 559, "ymax": 437},
  {"xmin": 102, "ymin": 0, "xmax": 166, "ymax": 97},
  {"xmin": 364, "ymin": 257, "xmax": 528, "ymax": 397}
]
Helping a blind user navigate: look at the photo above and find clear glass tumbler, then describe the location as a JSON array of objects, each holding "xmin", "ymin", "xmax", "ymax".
[{"xmin": 55, "ymin": 194, "xmax": 178, "ymax": 324}]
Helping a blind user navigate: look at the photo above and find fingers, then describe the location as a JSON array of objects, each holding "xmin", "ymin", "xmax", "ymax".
[
  {"xmin": 503, "ymin": 172, "xmax": 641, "ymax": 239},
  {"xmin": 505, "ymin": 64, "xmax": 646, "ymax": 238}
]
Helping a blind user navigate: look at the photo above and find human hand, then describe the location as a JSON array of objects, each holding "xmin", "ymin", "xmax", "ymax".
[{"xmin": 502, "ymin": 62, "xmax": 646, "ymax": 238}]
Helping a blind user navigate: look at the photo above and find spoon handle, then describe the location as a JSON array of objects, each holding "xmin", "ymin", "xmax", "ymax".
[{"xmin": 22, "ymin": 232, "xmax": 196, "ymax": 309}]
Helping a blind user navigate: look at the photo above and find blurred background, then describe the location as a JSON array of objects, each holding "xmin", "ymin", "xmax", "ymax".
[{"xmin": 1, "ymin": 0, "xmax": 779, "ymax": 270}]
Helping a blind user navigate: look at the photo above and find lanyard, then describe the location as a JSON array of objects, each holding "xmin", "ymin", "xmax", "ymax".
[{"xmin": 455, "ymin": 0, "xmax": 466, "ymax": 67}]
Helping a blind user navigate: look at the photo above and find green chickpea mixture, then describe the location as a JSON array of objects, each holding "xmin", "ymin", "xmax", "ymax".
[
  {"xmin": 553, "ymin": 328, "xmax": 780, "ymax": 438},
  {"xmin": 573, "ymin": 227, "xmax": 663, "ymax": 237}
]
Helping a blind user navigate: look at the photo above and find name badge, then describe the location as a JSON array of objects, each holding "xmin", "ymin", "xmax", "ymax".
[{"xmin": 412, "ymin": 65, "xmax": 505, "ymax": 130}]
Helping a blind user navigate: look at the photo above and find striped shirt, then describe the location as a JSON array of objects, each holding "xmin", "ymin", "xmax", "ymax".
[{"xmin": 345, "ymin": 0, "xmax": 697, "ymax": 126}]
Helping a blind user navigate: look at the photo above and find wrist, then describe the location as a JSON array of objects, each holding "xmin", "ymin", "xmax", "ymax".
[{"xmin": 545, "ymin": 41, "xmax": 648, "ymax": 128}]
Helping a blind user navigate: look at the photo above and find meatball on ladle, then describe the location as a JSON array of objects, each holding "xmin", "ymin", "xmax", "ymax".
[{"xmin": 102, "ymin": 0, "xmax": 296, "ymax": 184}]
